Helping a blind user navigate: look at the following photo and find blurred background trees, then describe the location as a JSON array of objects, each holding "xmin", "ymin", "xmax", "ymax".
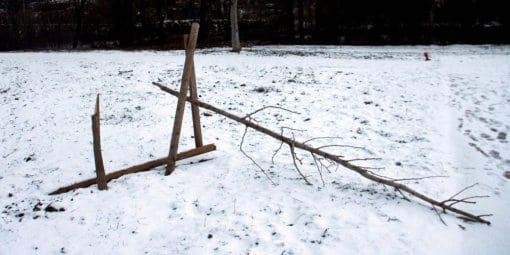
[{"xmin": 0, "ymin": 0, "xmax": 508, "ymax": 50}]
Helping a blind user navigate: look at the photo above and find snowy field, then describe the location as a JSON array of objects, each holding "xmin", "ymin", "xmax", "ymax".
[{"xmin": 1, "ymin": 45, "xmax": 509, "ymax": 254}]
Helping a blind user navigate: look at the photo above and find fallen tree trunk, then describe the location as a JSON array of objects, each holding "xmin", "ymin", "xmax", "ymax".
[
  {"xmin": 153, "ymin": 81, "xmax": 491, "ymax": 225},
  {"xmin": 49, "ymin": 144, "xmax": 216, "ymax": 195}
]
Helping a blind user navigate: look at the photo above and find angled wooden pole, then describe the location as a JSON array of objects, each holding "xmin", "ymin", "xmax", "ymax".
[
  {"xmin": 184, "ymin": 34, "xmax": 204, "ymax": 148},
  {"xmin": 92, "ymin": 94, "xmax": 107, "ymax": 190},
  {"xmin": 166, "ymin": 23, "xmax": 200, "ymax": 175}
]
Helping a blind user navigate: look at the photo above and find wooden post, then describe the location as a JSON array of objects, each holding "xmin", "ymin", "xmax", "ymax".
[
  {"xmin": 184, "ymin": 34, "xmax": 204, "ymax": 148},
  {"xmin": 166, "ymin": 23, "xmax": 200, "ymax": 175},
  {"xmin": 92, "ymin": 94, "xmax": 107, "ymax": 190}
]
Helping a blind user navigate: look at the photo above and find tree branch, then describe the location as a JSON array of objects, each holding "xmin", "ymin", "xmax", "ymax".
[{"xmin": 154, "ymin": 81, "xmax": 492, "ymax": 225}]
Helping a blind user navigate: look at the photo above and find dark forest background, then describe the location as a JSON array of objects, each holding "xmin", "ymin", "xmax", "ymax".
[{"xmin": 1, "ymin": 0, "xmax": 509, "ymax": 50}]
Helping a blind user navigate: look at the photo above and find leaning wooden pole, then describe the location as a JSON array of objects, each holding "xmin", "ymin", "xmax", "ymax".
[
  {"xmin": 184, "ymin": 34, "xmax": 204, "ymax": 148},
  {"xmin": 153, "ymin": 81, "xmax": 491, "ymax": 225},
  {"xmin": 92, "ymin": 94, "xmax": 108, "ymax": 190}
]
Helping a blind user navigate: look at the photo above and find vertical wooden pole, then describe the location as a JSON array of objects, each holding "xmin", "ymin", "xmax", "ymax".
[
  {"xmin": 92, "ymin": 94, "xmax": 107, "ymax": 190},
  {"xmin": 166, "ymin": 23, "xmax": 200, "ymax": 175},
  {"xmin": 184, "ymin": 34, "xmax": 204, "ymax": 148}
]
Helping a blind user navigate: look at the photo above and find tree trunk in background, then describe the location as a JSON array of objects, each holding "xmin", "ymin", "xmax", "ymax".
[
  {"xmin": 230, "ymin": 0, "xmax": 241, "ymax": 52},
  {"xmin": 73, "ymin": 0, "xmax": 86, "ymax": 49}
]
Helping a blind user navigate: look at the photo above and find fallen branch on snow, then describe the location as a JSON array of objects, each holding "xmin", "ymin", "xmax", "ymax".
[{"xmin": 153, "ymin": 81, "xmax": 491, "ymax": 225}]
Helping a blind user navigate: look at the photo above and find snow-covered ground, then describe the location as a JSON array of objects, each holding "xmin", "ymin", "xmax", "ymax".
[{"xmin": 1, "ymin": 45, "xmax": 509, "ymax": 254}]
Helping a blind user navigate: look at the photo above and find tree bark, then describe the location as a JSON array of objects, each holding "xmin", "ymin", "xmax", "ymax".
[{"xmin": 153, "ymin": 81, "xmax": 491, "ymax": 225}]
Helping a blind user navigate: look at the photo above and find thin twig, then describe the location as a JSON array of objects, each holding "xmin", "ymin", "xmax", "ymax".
[
  {"xmin": 443, "ymin": 195, "xmax": 489, "ymax": 207},
  {"xmin": 243, "ymin": 106, "xmax": 300, "ymax": 120},
  {"xmin": 432, "ymin": 205, "xmax": 447, "ymax": 226},
  {"xmin": 347, "ymin": 157, "xmax": 382, "ymax": 162},
  {"xmin": 395, "ymin": 188, "xmax": 411, "ymax": 201},
  {"xmin": 366, "ymin": 170, "xmax": 393, "ymax": 180},
  {"xmin": 291, "ymin": 133, "xmax": 304, "ymax": 165},
  {"xmin": 271, "ymin": 128, "xmax": 286, "ymax": 164},
  {"xmin": 360, "ymin": 167, "xmax": 385, "ymax": 170},
  {"xmin": 443, "ymin": 183, "xmax": 479, "ymax": 203},
  {"xmin": 311, "ymin": 153, "xmax": 325, "ymax": 186},
  {"xmin": 303, "ymin": 136, "xmax": 343, "ymax": 144},
  {"xmin": 240, "ymin": 125, "xmax": 276, "ymax": 185},
  {"xmin": 289, "ymin": 142, "xmax": 311, "ymax": 185},
  {"xmin": 393, "ymin": 175, "xmax": 449, "ymax": 182},
  {"xmin": 316, "ymin": 144, "xmax": 366, "ymax": 150},
  {"xmin": 282, "ymin": 126, "xmax": 307, "ymax": 133},
  {"xmin": 271, "ymin": 127, "xmax": 306, "ymax": 164}
]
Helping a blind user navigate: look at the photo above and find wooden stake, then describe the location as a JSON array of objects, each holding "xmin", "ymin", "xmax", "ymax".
[
  {"xmin": 166, "ymin": 23, "xmax": 200, "ymax": 175},
  {"xmin": 49, "ymin": 144, "xmax": 216, "ymax": 195},
  {"xmin": 92, "ymin": 94, "xmax": 107, "ymax": 190},
  {"xmin": 184, "ymin": 34, "xmax": 204, "ymax": 148}
]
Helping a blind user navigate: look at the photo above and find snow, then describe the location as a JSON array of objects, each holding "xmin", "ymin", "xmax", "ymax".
[{"xmin": 1, "ymin": 45, "xmax": 509, "ymax": 254}]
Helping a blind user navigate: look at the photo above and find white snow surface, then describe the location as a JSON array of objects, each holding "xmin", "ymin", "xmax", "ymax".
[{"xmin": 1, "ymin": 45, "xmax": 509, "ymax": 254}]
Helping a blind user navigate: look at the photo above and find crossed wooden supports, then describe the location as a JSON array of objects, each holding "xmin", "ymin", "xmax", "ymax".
[
  {"xmin": 166, "ymin": 23, "xmax": 216, "ymax": 175},
  {"xmin": 50, "ymin": 23, "xmax": 215, "ymax": 195}
]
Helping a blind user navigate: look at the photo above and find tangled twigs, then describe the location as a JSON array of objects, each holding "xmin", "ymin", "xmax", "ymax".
[
  {"xmin": 154, "ymin": 81, "xmax": 492, "ymax": 225},
  {"xmin": 244, "ymin": 107, "xmax": 310, "ymax": 185}
]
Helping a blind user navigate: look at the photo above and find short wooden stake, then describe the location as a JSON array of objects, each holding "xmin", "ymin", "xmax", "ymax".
[{"xmin": 92, "ymin": 94, "xmax": 108, "ymax": 190}]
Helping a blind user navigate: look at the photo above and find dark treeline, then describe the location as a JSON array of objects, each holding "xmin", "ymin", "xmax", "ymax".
[{"xmin": 0, "ymin": 0, "xmax": 508, "ymax": 50}]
